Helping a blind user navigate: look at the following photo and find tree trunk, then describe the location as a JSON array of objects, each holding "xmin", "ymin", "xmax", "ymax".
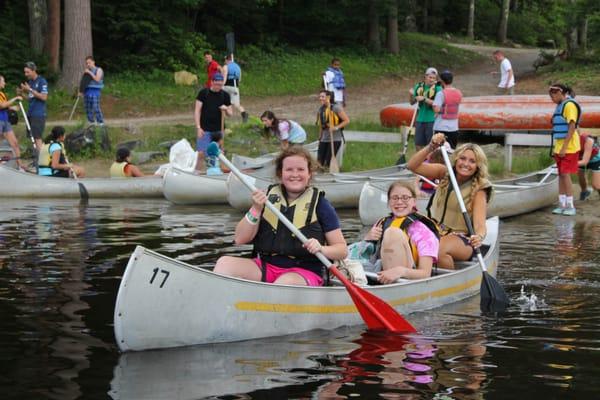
[
  {"xmin": 44, "ymin": 0, "xmax": 60, "ymax": 74},
  {"xmin": 27, "ymin": 0, "xmax": 47, "ymax": 54},
  {"xmin": 367, "ymin": 0, "xmax": 381, "ymax": 52},
  {"xmin": 386, "ymin": 1, "xmax": 399, "ymax": 54},
  {"xmin": 423, "ymin": 0, "xmax": 429, "ymax": 33},
  {"xmin": 58, "ymin": 0, "xmax": 93, "ymax": 91},
  {"xmin": 278, "ymin": 0, "xmax": 285, "ymax": 38},
  {"xmin": 467, "ymin": 0, "xmax": 475, "ymax": 40},
  {"xmin": 497, "ymin": 0, "xmax": 510, "ymax": 44},
  {"xmin": 405, "ymin": 0, "xmax": 417, "ymax": 32},
  {"xmin": 578, "ymin": 16, "xmax": 588, "ymax": 53}
]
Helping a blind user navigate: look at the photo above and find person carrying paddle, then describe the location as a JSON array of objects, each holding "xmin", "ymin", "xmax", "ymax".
[
  {"xmin": 549, "ymin": 84, "xmax": 581, "ymax": 216},
  {"xmin": 432, "ymin": 70, "xmax": 462, "ymax": 149},
  {"xmin": 38, "ymin": 126, "xmax": 85, "ymax": 178},
  {"xmin": 576, "ymin": 133, "xmax": 600, "ymax": 201},
  {"xmin": 20, "ymin": 61, "xmax": 48, "ymax": 151},
  {"xmin": 408, "ymin": 133, "xmax": 492, "ymax": 269},
  {"xmin": 316, "ymin": 90, "xmax": 349, "ymax": 170},
  {"xmin": 80, "ymin": 56, "xmax": 105, "ymax": 126},
  {"xmin": 409, "ymin": 67, "xmax": 442, "ymax": 151},
  {"xmin": 222, "ymin": 54, "xmax": 249, "ymax": 123},
  {"xmin": 110, "ymin": 148, "xmax": 145, "ymax": 178},
  {"xmin": 261, "ymin": 110, "xmax": 307, "ymax": 149},
  {"xmin": 363, "ymin": 181, "xmax": 440, "ymax": 283},
  {"xmin": 214, "ymin": 146, "xmax": 348, "ymax": 286},
  {"xmin": 0, "ymin": 75, "xmax": 25, "ymax": 170}
]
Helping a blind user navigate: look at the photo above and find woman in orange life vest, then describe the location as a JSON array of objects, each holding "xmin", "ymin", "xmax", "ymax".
[
  {"xmin": 364, "ymin": 181, "xmax": 440, "ymax": 283},
  {"xmin": 408, "ymin": 133, "xmax": 492, "ymax": 269},
  {"xmin": 576, "ymin": 132, "xmax": 600, "ymax": 200},
  {"xmin": 214, "ymin": 146, "xmax": 347, "ymax": 286},
  {"xmin": 109, "ymin": 148, "xmax": 145, "ymax": 178}
]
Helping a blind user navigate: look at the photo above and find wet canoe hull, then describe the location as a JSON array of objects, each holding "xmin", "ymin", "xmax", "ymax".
[
  {"xmin": 380, "ymin": 95, "xmax": 600, "ymax": 131},
  {"xmin": 113, "ymin": 218, "xmax": 499, "ymax": 351}
]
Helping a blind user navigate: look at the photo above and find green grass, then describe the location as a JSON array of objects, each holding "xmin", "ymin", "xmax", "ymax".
[
  {"xmin": 537, "ymin": 61, "xmax": 600, "ymax": 95},
  {"xmin": 41, "ymin": 33, "xmax": 483, "ymax": 119}
]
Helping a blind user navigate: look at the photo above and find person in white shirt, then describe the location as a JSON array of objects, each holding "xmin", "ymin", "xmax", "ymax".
[
  {"xmin": 492, "ymin": 50, "xmax": 515, "ymax": 95},
  {"xmin": 323, "ymin": 58, "xmax": 346, "ymax": 106}
]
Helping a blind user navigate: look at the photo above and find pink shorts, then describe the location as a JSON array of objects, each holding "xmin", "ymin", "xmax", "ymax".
[
  {"xmin": 253, "ymin": 258, "xmax": 324, "ymax": 286},
  {"xmin": 553, "ymin": 153, "xmax": 579, "ymax": 174}
]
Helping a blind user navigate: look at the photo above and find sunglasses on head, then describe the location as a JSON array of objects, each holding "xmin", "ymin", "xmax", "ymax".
[{"xmin": 549, "ymin": 87, "xmax": 562, "ymax": 93}]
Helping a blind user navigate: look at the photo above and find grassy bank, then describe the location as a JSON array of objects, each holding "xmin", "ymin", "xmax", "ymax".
[
  {"xmin": 37, "ymin": 33, "xmax": 482, "ymax": 119},
  {"xmin": 537, "ymin": 60, "xmax": 600, "ymax": 95}
]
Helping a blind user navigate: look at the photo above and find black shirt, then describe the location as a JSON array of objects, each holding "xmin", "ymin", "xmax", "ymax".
[{"xmin": 196, "ymin": 88, "xmax": 231, "ymax": 131}]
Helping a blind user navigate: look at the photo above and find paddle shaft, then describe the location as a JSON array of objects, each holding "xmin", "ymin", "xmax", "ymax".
[
  {"xmin": 418, "ymin": 174, "xmax": 438, "ymax": 188},
  {"xmin": 440, "ymin": 146, "xmax": 488, "ymax": 272},
  {"xmin": 402, "ymin": 105, "xmax": 418, "ymax": 154},
  {"xmin": 538, "ymin": 165, "xmax": 556, "ymax": 185},
  {"xmin": 18, "ymin": 102, "xmax": 35, "ymax": 149},
  {"xmin": 68, "ymin": 96, "xmax": 80, "ymax": 121}
]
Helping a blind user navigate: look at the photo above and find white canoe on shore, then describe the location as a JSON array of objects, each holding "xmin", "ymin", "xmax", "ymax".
[
  {"xmin": 226, "ymin": 165, "xmax": 412, "ymax": 211},
  {"xmin": 0, "ymin": 164, "xmax": 163, "ymax": 198},
  {"xmin": 359, "ymin": 168, "xmax": 558, "ymax": 225},
  {"xmin": 114, "ymin": 217, "xmax": 499, "ymax": 351},
  {"xmin": 231, "ymin": 141, "xmax": 319, "ymax": 170}
]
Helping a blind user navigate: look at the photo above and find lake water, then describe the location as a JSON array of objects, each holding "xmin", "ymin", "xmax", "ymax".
[{"xmin": 1, "ymin": 198, "xmax": 598, "ymax": 399}]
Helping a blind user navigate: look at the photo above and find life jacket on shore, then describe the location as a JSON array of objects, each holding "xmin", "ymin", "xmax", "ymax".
[
  {"xmin": 415, "ymin": 82, "xmax": 440, "ymax": 100},
  {"xmin": 552, "ymin": 98, "xmax": 581, "ymax": 140},
  {"xmin": 86, "ymin": 67, "xmax": 104, "ymax": 90},
  {"xmin": 316, "ymin": 105, "xmax": 340, "ymax": 130},
  {"xmin": 253, "ymin": 184, "xmax": 326, "ymax": 276},
  {"xmin": 326, "ymin": 67, "xmax": 346, "ymax": 89},
  {"xmin": 374, "ymin": 213, "xmax": 440, "ymax": 265},
  {"xmin": 440, "ymin": 88, "xmax": 462, "ymax": 120}
]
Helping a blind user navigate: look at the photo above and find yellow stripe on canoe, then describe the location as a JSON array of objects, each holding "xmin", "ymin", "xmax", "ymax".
[{"xmin": 235, "ymin": 261, "xmax": 496, "ymax": 314}]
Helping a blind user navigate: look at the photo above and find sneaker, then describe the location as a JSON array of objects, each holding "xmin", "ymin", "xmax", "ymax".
[
  {"xmin": 562, "ymin": 207, "xmax": 576, "ymax": 216},
  {"xmin": 580, "ymin": 189, "xmax": 592, "ymax": 201},
  {"xmin": 551, "ymin": 207, "xmax": 564, "ymax": 214}
]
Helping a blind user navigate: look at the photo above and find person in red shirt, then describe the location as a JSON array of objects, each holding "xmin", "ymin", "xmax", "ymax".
[{"xmin": 203, "ymin": 51, "xmax": 221, "ymax": 88}]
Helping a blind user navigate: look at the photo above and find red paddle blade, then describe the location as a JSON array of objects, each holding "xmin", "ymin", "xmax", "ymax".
[{"xmin": 329, "ymin": 266, "xmax": 417, "ymax": 333}]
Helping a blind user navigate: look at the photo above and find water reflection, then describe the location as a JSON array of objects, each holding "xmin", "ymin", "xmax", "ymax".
[{"xmin": 1, "ymin": 200, "xmax": 599, "ymax": 399}]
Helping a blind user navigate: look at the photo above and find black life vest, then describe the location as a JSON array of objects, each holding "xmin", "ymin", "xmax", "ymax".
[{"xmin": 253, "ymin": 184, "xmax": 326, "ymax": 275}]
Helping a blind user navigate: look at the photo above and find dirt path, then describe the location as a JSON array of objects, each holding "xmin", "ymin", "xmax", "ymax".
[{"xmin": 48, "ymin": 44, "xmax": 543, "ymax": 128}]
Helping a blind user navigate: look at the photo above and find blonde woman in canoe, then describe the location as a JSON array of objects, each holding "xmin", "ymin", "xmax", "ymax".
[
  {"xmin": 408, "ymin": 133, "xmax": 492, "ymax": 269},
  {"xmin": 214, "ymin": 146, "xmax": 347, "ymax": 286}
]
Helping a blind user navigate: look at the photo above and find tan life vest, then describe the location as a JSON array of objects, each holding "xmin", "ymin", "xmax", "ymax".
[
  {"xmin": 428, "ymin": 177, "xmax": 492, "ymax": 234},
  {"xmin": 110, "ymin": 161, "xmax": 129, "ymax": 178}
]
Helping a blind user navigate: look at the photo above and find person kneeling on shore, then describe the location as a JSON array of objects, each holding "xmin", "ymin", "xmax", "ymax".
[
  {"xmin": 408, "ymin": 133, "xmax": 492, "ymax": 269},
  {"xmin": 363, "ymin": 181, "xmax": 440, "ymax": 283},
  {"xmin": 214, "ymin": 147, "xmax": 347, "ymax": 286},
  {"xmin": 110, "ymin": 148, "xmax": 145, "ymax": 178},
  {"xmin": 38, "ymin": 126, "xmax": 85, "ymax": 178}
]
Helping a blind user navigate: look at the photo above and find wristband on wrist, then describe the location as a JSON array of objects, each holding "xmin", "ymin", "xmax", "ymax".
[
  {"xmin": 245, "ymin": 211, "xmax": 259, "ymax": 225},
  {"xmin": 248, "ymin": 207, "xmax": 260, "ymax": 218}
]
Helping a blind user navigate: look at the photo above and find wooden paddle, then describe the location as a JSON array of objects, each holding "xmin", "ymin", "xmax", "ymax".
[
  {"xmin": 396, "ymin": 104, "xmax": 418, "ymax": 165},
  {"xmin": 207, "ymin": 142, "xmax": 416, "ymax": 333},
  {"xmin": 68, "ymin": 95, "xmax": 80, "ymax": 121},
  {"xmin": 328, "ymin": 129, "xmax": 340, "ymax": 173},
  {"xmin": 439, "ymin": 145, "xmax": 510, "ymax": 313}
]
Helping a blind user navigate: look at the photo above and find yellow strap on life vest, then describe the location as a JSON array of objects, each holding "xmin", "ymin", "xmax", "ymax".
[
  {"xmin": 262, "ymin": 185, "xmax": 320, "ymax": 231},
  {"xmin": 316, "ymin": 105, "xmax": 340, "ymax": 128},
  {"xmin": 388, "ymin": 216, "xmax": 419, "ymax": 262}
]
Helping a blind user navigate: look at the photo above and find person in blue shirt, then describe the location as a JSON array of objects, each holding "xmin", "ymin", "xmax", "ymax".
[
  {"xmin": 20, "ymin": 62, "xmax": 48, "ymax": 151},
  {"xmin": 222, "ymin": 54, "xmax": 248, "ymax": 123},
  {"xmin": 79, "ymin": 56, "xmax": 104, "ymax": 125}
]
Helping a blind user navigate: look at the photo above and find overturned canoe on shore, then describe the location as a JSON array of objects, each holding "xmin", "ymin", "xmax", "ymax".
[
  {"xmin": 380, "ymin": 95, "xmax": 600, "ymax": 131},
  {"xmin": 0, "ymin": 165, "xmax": 163, "ymax": 198},
  {"xmin": 226, "ymin": 165, "xmax": 412, "ymax": 211},
  {"xmin": 114, "ymin": 217, "xmax": 499, "ymax": 351},
  {"xmin": 359, "ymin": 167, "xmax": 558, "ymax": 225}
]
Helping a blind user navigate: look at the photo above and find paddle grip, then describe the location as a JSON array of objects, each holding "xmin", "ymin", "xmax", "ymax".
[{"xmin": 217, "ymin": 152, "xmax": 333, "ymax": 269}]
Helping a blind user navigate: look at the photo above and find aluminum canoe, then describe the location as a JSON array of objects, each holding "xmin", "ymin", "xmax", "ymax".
[
  {"xmin": 0, "ymin": 164, "xmax": 163, "ymax": 198},
  {"xmin": 359, "ymin": 168, "xmax": 558, "ymax": 225},
  {"xmin": 113, "ymin": 217, "xmax": 499, "ymax": 351},
  {"xmin": 231, "ymin": 141, "xmax": 319, "ymax": 170}
]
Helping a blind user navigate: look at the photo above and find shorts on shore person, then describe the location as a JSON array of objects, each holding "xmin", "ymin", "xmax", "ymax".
[
  {"xmin": 0, "ymin": 74, "xmax": 24, "ymax": 170},
  {"xmin": 409, "ymin": 67, "xmax": 442, "ymax": 151}
]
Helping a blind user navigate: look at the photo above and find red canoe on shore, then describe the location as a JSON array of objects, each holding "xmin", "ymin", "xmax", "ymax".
[{"xmin": 380, "ymin": 95, "xmax": 600, "ymax": 131}]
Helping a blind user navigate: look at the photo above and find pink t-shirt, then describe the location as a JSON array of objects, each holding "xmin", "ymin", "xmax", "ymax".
[{"xmin": 407, "ymin": 220, "xmax": 439, "ymax": 263}]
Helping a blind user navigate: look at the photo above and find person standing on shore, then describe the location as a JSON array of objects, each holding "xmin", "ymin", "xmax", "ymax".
[
  {"xmin": 492, "ymin": 50, "xmax": 515, "ymax": 95},
  {"xmin": 194, "ymin": 73, "xmax": 232, "ymax": 172},
  {"xmin": 408, "ymin": 67, "xmax": 442, "ymax": 151},
  {"xmin": 203, "ymin": 51, "xmax": 221, "ymax": 89},
  {"xmin": 222, "ymin": 54, "xmax": 249, "ymax": 123},
  {"xmin": 80, "ymin": 56, "xmax": 105, "ymax": 126},
  {"xmin": 20, "ymin": 61, "xmax": 48, "ymax": 151},
  {"xmin": 323, "ymin": 58, "xmax": 346, "ymax": 106},
  {"xmin": 0, "ymin": 75, "xmax": 24, "ymax": 170},
  {"xmin": 316, "ymin": 90, "xmax": 349, "ymax": 169},
  {"xmin": 549, "ymin": 84, "xmax": 581, "ymax": 216},
  {"xmin": 432, "ymin": 70, "xmax": 462, "ymax": 149}
]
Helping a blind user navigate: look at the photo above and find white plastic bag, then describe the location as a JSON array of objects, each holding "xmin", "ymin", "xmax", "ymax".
[{"xmin": 169, "ymin": 138, "xmax": 198, "ymax": 171}]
